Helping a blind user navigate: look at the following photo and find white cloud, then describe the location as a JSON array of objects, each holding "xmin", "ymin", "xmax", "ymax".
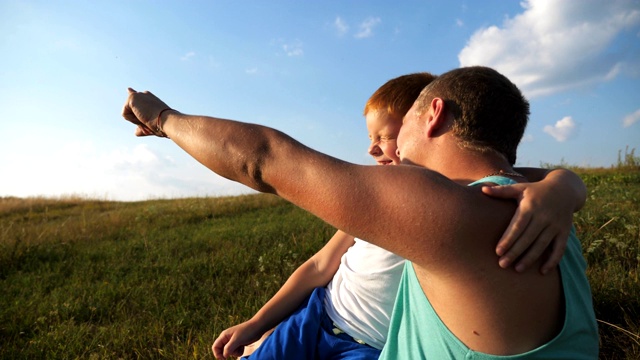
[
  {"xmin": 334, "ymin": 16, "xmax": 349, "ymax": 36},
  {"xmin": 245, "ymin": 67, "xmax": 258, "ymax": 74},
  {"xmin": 458, "ymin": 0, "xmax": 640, "ymax": 98},
  {"xmin": 282, "ymin": 40, "xmax": 303, "ymax": 57},
  {"xmin": 0, "ymin": 140, "xmax": 252, "ymax": 201},
  {"xmin": 271, "ymin": 38, "xmax": 303, "ymax": 57},
  {"xmin": 180, "ymin": 51, "xmax": 196, "ymax": 61},
  {"xmin": 543, "ymin": 116, "xmax": 578, "ymax": 142},
  {"xmin": 623, "ymin": 109, "xmax": 640, "ymax": 127},
  {"xmin": 456, "ymin": 18, "xmax": 464, "ymax": 27},
  {"xmin": 107, "ymin": 143, "xmax": 160, "ymax": 169},
  {"xmin": 355, "ymin": 17, "xmax": 381, "ymax": 39},
  {"xmin": 2, "ymin": 141, "xmax": 158, "ymax": 200}
]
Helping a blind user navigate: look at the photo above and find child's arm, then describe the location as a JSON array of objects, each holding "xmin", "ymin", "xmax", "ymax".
[
  {"xmin": 483, "ymin": 168, "xmax": 586, "ymax": 274},
  {"xmin": 212, "ymin": 230, "xmax": 355, "ymax": 360}
]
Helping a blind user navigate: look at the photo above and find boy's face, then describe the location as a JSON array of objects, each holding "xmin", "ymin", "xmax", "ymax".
[
  {"xmin": 365, "ymin": 109, "xmax": 403, "ymax": 165},
  {"xmin": 396, "ymin": 101, "xmax": 429, "ymax": 166}
]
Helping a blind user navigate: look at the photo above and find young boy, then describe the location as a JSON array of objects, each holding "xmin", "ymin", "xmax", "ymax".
[{"xmin": 211, "ymin": 73, "xmax": 586, "ymax": 360}]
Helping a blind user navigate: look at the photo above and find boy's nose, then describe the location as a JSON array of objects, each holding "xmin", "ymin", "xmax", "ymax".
[{"xmin": 368, "ymin": 143, "xmax": 381, "ymax": 156}]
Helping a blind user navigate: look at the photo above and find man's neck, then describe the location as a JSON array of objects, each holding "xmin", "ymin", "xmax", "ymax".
[{"xmin": 426, "ymin": 144, "xmax": 515, "ymax": 186}]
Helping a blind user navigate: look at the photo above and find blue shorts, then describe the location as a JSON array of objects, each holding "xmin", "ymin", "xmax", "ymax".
[{"xmin": 245, "ymin": 287, "xmax": 381, "ymax": 360}]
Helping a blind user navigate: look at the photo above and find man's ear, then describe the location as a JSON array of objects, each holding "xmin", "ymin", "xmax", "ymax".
[{"xmin": 426, "ymin": 97, "xmax": 447, "ymax": 137}]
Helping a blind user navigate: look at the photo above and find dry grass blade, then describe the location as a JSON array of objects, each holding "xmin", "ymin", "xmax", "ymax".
[
  {"xmin": 597, "ymin": 319, "xmax": 640, "ymax": 346},
  {"xmin": 595, "ymin": 217, "xmax": 617, "ymax": 234}
]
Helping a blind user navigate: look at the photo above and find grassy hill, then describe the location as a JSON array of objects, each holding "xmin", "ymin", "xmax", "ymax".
[{"xmin": 1, "ymin": 167, "xmax": 638, "ymax": 359}]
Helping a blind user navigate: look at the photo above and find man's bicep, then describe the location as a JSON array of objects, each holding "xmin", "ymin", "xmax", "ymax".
[
  {"xmin": 399, "ymin": 185, "xmax": 518, "ymax": 271},
  {"xmin": 288, "ymin": 163, "xmax": 468, "ymax": 264},
  {"xmin": 285, "ymin": 162, "xmax": 400, "ymax": 246},
  {"xmin": 273, "ymin": 157, "xmax": 505, "ymax": 267}
]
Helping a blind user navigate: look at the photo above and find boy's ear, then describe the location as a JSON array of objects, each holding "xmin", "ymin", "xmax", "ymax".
[{"xmin": 426, "ymin": 97, "xmax": 448, "ymax": 137}]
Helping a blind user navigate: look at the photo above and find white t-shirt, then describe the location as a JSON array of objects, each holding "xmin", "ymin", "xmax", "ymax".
[{"xmin": 323, "ymin": 238, "xmax": 405, "ymax": 350}]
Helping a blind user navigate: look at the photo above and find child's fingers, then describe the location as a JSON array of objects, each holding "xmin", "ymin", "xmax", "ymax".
[
  {"xmin": 497, "ymin": 219, "xmax": 536, "ymax": 269},
  {"xmin": 212, "ymin": 332, "xmax": 231, "ymax": 359},
  {"xmin": 481, "ymin": 184, "xmax": 522, "ymax": 199},
  {"xmin": 224, "ymin": 343, "xmax": 244, "ymax": 359},
  {"xmin": 512, "ymin": 225, "xmax": 555, "ymax": 272},
  {"xmin": 482, "ymin": 185, "xmax": 530, "ymax": 260},
  {"xmin": 496, "ymin": 207, "xmax": 532, "ymax": 260},
  {"xmin": 540, "ymin": 230, "xmax": 570, "ymax": 275}
]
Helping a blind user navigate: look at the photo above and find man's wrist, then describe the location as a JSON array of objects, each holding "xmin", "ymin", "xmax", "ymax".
[{"xmin": 155, "ymin": 108, "xmax": 175, "ymax": 138}]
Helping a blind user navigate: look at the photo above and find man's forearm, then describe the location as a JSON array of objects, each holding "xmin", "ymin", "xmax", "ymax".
[{"xmin": 162, "ymin": 112, "xmax": 293, "ymax": 194}]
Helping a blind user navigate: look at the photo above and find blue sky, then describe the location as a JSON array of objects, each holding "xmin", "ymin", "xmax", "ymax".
[{"xmin": 1, "ymin": 0, "xmax": 639, "ymax": 201}]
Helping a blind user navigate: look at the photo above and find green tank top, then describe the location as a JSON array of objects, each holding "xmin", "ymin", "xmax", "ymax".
[{"xmin": 379, "ymin": 176, "xmax": 599, "ymax": 359}]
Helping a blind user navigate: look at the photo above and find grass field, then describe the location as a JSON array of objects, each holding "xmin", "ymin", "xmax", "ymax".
[{"xmin": 1, "ymin": 166, "xmax": 638, "ymax": 359}]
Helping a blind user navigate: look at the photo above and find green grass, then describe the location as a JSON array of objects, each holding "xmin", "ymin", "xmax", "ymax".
[
  {"xmin": 1, "ymin": 167, "xmax": 638, "ymax": 359},
  {"xmin": 575, "ymin": 168, "xmax": 640, "ymax": 358},
  {"xmin": 0, "ymin": 195, "xmax": 333, "ymax": 359}
]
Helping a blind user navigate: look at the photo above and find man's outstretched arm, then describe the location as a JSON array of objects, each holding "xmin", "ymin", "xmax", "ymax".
[{"xmin": 122, "ymin": 88, "xmax": 513, "ymax": 272}]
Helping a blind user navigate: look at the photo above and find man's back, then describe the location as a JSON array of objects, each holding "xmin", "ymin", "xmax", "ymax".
[
  {"xmin": 377, "ymin": 176, "xmax": 598, "ymax": 359},
  {"xmin": 375, "ymin": 175, "xmax": 567, "ymax": 355},
  {"xmin": 380, "ymin": 225, "xmax": 598, "ymax": 359}
]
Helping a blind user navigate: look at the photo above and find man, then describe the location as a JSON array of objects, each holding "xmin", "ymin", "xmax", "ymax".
[{"xmin": 123, "ymin": 66, "xmax": 598, "ymax": 358}]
